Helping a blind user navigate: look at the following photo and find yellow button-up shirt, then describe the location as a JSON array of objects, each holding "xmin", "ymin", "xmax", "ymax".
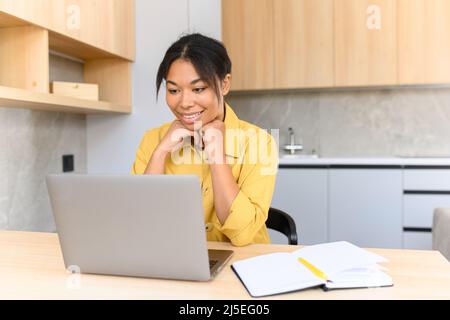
[{"xmin": 131, "ymin": 103, "xmax": 278, "ymax": 246}]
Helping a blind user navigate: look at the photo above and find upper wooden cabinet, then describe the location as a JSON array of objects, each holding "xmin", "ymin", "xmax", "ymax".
[
  {"xmin": 222, "ymin": 0, "xmax": 274, "ymax": 90},
  {"xmin": 274, "ymin": 0, "xmax": 334, "ymax": 89},
  {"xmin": 398, "ymin": 0, "xmax": 425, "ymax": 84},
  {"xmin": 223, "ymin": 0, "xmax": 450, "ymax": 91},
  {"xmin": 398, "ymin": 0, "xmax": 450, "ymax": 84},
  {"xmin": 0, "ymin": 0, "xmax": 134, "ymax": 60},
  {"xmin": 334, "ymin": 0, "xmax": 397, "ymax": 86}
]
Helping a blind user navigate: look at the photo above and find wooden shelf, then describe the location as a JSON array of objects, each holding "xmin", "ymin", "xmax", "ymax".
[
  {"xmin": 0, "ymin": 8, "xmax": 133, "ymax": 114},
  {"xmin": 0, "ymin": 85, "xmax": 130, "ymax": 114}
]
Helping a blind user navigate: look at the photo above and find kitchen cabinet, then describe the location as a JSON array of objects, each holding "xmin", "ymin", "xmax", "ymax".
[
  {"xmin": 402, "ymin": 169, "xmax": 450, "ymax": 250},
  {"xmin": 403, "ymin": 231, "xmax": 433, "ymax": 250},
  {"xmin": 224, "ymin": 0, "xmax": 450, "ymax": 90},
  {"xmin": 425, "ymin": 0, "xmax": 450, "ymax": 83},
  {"xmin": 273, "ymin": 0, "xmax": 334, "ymax": 88},
  {"xmin": 397, "ymin": 0, "xmax": 425, "ymax": 84},
  {"xmin": 334, "ymin": 0, "xmax": 397, "ymax": 86},
  {"xmin": 222, "ymin": 0, "xmax": 274, "ymax": 90},
  {"xmin": 398, "ymin": 0, "xmax": 450, "ymax": 84},
  {"xmin": 328, "ymin": 168, "xmax": 402, "ymax": 248},
  {"xmin": 275, "ymin": 164, "xmax": 450, "ymax": 250},
  {"xmin": 271, "ymin": 168, "xmax": 328, "ymax": 245},
  {"xmin": 0, "ymin": 0, "xmax": 134, "ymax": 60}
]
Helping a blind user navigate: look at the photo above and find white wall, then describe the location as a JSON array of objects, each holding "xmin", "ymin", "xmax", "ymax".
[{"xmin": 86, "ymin": 0, "xmax": 221, "ymax": 173}]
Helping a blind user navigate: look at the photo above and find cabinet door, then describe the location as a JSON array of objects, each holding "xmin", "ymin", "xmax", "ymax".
[
  {"xmin": 398, "ymin": 0, "xmax": 450, "ymax": 84},
  {"xmin": 329, "ymin": 169, "xmax": 402, "ymax": 248},
  {"xmin": 398, "ymin": 0, "xmax": 425, "ymax": 84},
  {"xmin": 424, "ymin": 0, "xmax": 450, "ymax": 83},
  {"xmin": 222, "ymin": 0, "xmax": 274, "ymax": 90},
  {"xmin": 403, "ymin": 231, "xmax": 432, "ymax": 250},
  {"xmin": 334, "ymin": 0, "xmax": 397, "ymax": 86},
  {"xmin": 274, "ymin": 0, "xmax": 334, "ymax": 88},
  {"xmin": 0, "ymin": 0, "xmax": 134, "ymax": 60},
  {"xmin": 271, "ymin": 168, "xmax": 328, "ymax": 245}
]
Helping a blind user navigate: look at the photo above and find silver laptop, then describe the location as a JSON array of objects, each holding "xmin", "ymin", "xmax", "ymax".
[{"xmin": 46, "ymin": 174, "xmax": 233, "ymax": 281}]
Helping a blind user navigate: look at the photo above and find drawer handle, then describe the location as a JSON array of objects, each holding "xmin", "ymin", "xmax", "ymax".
[{"xmin": 403, "ymin": 227, "xmax": 432, "ymax": 233}]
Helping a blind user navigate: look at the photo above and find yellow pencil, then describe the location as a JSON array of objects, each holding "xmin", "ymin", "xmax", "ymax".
[{"xmin": 298, "ymin": 258, "xmax": 329, "ymax": 281}]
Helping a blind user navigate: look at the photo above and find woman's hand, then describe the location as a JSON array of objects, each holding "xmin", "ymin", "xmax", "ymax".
[
  {"xmin": 156, "ymin": 120, "xmax": 195, "ymax": 155},
  {"xmin": 145, "ymin": 120, "xmax": 196, "ymax": 174},
  {"xmin": 201, "ymin": 120, "xmax": 226, "ymax": 164}
]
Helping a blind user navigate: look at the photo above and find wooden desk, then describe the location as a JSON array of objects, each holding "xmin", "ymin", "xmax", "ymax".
[{"xmin": 0, "ymin": 231, "xmax": 449, "ymax": 299}]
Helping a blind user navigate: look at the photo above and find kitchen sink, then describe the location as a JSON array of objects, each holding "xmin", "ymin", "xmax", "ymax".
[{"xmin": 280, "ymin": 154, "xmax": 319, "ymax": 159}]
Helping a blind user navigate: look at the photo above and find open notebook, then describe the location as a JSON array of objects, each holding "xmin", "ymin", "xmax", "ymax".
[{"xmin": 231, "ymin": 241, "xmax": 393, "ymax": 297}]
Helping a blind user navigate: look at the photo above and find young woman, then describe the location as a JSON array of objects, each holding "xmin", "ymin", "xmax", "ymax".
[{"xmin": 131, "ymin": 33, "xmax": 278, "ymax": 246}]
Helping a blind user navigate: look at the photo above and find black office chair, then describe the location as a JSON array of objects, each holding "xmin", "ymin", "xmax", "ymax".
[{"xmin": 266, "ymin": 207, "xmax": 298, "ymax": 245}]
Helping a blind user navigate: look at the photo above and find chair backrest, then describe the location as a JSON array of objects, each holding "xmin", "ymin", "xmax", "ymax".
[
  {"xmin": 433, "ymin": 208, "xmax": 450, "ymax": 261},
  {"xmin": 266, "ymin": 207, "xmax": 298, "ymax": 245}
]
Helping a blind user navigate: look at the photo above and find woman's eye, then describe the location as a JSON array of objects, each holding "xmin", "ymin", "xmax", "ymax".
[
  {"xmin": 168, "ymin": 89, "xmax": 178, "ymax": 94},
  {"xmin": 194, "ymin": 87, "xmax": 205, "ymax": 93}
]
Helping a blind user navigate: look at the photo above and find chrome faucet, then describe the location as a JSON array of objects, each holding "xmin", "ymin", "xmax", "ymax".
[{"xmin": 283, "ymin": 127, "xmax": 303, "ymax": 155}]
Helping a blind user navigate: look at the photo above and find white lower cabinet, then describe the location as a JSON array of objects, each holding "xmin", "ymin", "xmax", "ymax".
[
  {"xmin": 272, "ymin": 166, "xmax": 448, "ymax": 250},
  {"xmin": 271, "ymin": 168, "xmax": 328, "ymax": 245},
  {"xmin": 328, "ymin": 169, "xmax": 403, "ymax": 249},
  {"xmin": 403, "ymin": 231, "xmax": 433, "ymax": 250},
  {"xmin": 402, "ymin": 169, "xmax": 450, "ymax": 250},
  {"xmin": 403, "ymin": 194, "xmax": 450, "ymax": 229}
]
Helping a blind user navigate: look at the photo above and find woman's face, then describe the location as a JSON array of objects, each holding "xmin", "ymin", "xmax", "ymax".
[{"xmin": 165, "ymin": 58, "xmax": 230, "ymax": 131}]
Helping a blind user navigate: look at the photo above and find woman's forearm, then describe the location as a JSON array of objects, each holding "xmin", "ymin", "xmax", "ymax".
[
  {"xmin": 210, "ymin": 163, "xmax": 240, "ymax": 224},
  {"xmin": 144, "ymin": 148, "xmax": 168, "ymax": 174}
]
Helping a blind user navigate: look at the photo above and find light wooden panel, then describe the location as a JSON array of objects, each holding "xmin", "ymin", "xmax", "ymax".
[
  {"xmin": 0, "ymin": 85, "xmax": 129, "ymax": 114},
  {"xmin": 48, "ymin": 30, "xmax": 122, "ymax": 60},
  {"xmin": 425, "ymin": 0, "xmax": 450, "ymax": 83},
  {"xmin": 84, "ymin": 59, "xmax": 132, "ymax": 109},
  {"xmin": 0, "ymin": 0, "xmax": 135, "ymax": 60},
  {"xmin": 0, "ymin": 10, "xmax": 27, "ymax": 27},
  {"xmin": 0, "ymin": 26, "xmax": 49, "ymax": 93},
  {"xmin": 274, "ymin": 0, "xmax": 334, "ymax": 88},
  {"xmin": 335, "ymin": 0, "xmax": 397, "ymax": 86},
  {"xmin": 398, "ymin": 0, "xmax": 426, "ymax": 84},
  {"xmin": 50, "ymin": 81, "xmax": 99, "ymax": 101},
  {"xmin": 222, "ymin": 0, "xmax": 274, "ymax": 90}
]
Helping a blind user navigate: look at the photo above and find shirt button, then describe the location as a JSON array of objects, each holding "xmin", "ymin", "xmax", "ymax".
[{"xmin": 205, "ymin": 223, "xmax": 214, "ymax": 232}]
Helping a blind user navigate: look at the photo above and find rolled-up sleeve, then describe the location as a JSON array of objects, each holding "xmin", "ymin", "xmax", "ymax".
[{"xmin": 215, "ymin": 132, "xmax": 279, "ymax": 246}]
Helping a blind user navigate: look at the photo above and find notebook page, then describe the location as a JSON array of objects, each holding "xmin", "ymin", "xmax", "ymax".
[
  {"xmin": 292, "ymin": 241, "xmax": 388, "ymax": 277},
  {"xmin": 325, "ymin": 266, "xmax": 393, "ymax": 289},
  {"xmin": 232, "ymin": 252, "xmax": 325, "ymax": 297}
]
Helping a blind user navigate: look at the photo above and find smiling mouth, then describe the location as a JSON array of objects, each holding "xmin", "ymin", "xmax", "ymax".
[{"xmin": 181, "ymin": 110, "xmax": 204, "ymax": 122}]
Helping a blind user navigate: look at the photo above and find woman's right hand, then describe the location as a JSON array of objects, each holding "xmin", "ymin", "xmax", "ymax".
[
  {"xmin": 145, "ymin": 121, "xmax": 195, "ymax": 174},
  {"xmin": 155, "ymin": 120, "xmax": 195, "ymax": 155}
]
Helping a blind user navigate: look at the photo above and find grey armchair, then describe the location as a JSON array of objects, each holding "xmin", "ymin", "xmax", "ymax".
[{"xmin": 432, "ymin": 208, "xmax": 450, "ymax": 261}]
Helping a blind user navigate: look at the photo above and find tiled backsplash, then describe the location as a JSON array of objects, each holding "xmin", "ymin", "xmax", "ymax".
[{"xmin": 227, "ymin": 87, "xmax": 450, "ymax": 157}]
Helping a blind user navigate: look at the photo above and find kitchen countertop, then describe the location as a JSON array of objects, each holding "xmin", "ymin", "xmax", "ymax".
[{"xmin": 278, "ymin": 156, "xmax": 450, "ymax": 167}]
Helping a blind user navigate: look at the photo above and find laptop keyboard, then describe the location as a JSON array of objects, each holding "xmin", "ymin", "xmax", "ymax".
[{"xmin": 209, "ymin": 259, "xmax": 219, "ymax": 270}]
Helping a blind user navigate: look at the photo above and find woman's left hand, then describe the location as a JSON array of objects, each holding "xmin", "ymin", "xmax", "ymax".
[{"xmin": 201, "ymin": 120, "xmax": 226, "ymax": 164}]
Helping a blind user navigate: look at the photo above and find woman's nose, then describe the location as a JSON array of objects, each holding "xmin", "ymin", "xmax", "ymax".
[{"xmin": 179, "ymin": 90, "xmax": 195, "ymax": 109}]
